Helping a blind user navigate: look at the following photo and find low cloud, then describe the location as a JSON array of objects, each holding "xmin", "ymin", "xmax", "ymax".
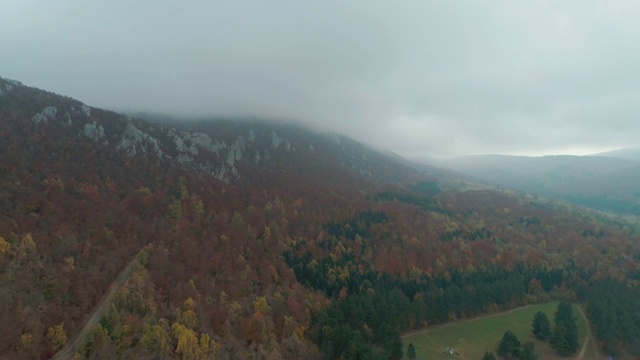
[{"xmin": 2, "ymin": 0, "xmax": 640, "ymax": 157}]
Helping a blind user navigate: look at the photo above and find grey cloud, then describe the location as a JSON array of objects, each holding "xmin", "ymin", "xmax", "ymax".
[{"xmin": 2, "ymin": 0, "xmax": 640, "ymax": 158}]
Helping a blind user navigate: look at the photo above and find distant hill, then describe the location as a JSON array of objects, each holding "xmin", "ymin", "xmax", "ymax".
[
  {"xmin": 439, "ymin": 154, "xmax": 640, "ymax": 215},
  {"xmin": 591, "ymin": 147, "xmax": 640, "ymax": 161}
]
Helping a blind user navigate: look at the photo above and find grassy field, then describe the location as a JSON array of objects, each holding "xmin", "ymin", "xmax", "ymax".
[{"xmin": 402, "ymin": 302, "xmax": 602, "ymax": 360}]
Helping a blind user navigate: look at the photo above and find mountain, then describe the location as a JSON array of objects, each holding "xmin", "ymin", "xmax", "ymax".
[
  {"xmin": 2, "ymin": 77, "xmax": 640, "ymax": 359},
  {"xmin": 439, "ymin": 154, "xmax": 640, "ymax": 215},
  {"xmin": 591, "ymin": 147, "xmax": 640, "ymax": 161}
]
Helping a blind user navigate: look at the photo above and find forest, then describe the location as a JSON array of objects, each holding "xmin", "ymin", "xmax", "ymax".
[{"xmin": 1, "ymin": 77, "xmax": 640, "ymax": 359}]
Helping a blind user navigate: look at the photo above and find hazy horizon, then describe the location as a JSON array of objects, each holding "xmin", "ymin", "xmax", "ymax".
[{"xmin": 3, "ymin": 1, "xmax": 640, "ymax": 158}]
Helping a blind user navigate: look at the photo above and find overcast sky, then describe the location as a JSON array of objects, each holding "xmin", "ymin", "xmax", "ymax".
[{"xmin": 2, "ymin": 1, "xmax": 640, "ymax": 158}]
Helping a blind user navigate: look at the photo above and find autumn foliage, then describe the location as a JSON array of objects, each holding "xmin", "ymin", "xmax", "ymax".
[{"xmin": 1, "ymin": 77, "xmax": 640, "ymax": 359}]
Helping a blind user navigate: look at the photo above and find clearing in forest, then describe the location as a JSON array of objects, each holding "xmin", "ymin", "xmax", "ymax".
[{"xmin": 403, "ymin": 302, "xmax": 601, "ymax": 360}]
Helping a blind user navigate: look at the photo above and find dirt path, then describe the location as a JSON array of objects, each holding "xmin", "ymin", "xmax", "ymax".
[
  {"xmin": 53, "ymin": 255, "xmax": 140, "ymax": 359},
  {"xmin": 575, "ymin": 305, "xmax": 592, "ymax": 360},
  {"xmin": 402, "ymin": 305, "xmax": 532, "ymax": 339}
]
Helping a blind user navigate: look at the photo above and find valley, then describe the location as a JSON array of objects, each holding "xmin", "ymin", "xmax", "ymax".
[{"xmin": 436, "ymin": 154, "xmax": 640, "ymax": 217}]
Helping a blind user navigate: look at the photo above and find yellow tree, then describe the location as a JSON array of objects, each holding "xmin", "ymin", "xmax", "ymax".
[
  {"xmin": 47, "ymin": 323, "xmax": 67, "ymax": 350},
  {"xmin": 0, "ymin": 236, "xmax": 10, "ymax": 256},
  {"xmin": 253, "ymin": 296, "xmax": 271, "ymax": 315},
  {"xmin": 181, "ymin": 297, "xmax": 198, "ymax": 328},
  {"xmin": 140, "ymin": 324, "xmax": 170, "ymax": 354},
  {"xmin": 18, "ymin": 333, "xmax": 33, "ymax": 353},
  {"xmin": 172, "ymin": 323, "xmax": 201, "ymax": 359}
]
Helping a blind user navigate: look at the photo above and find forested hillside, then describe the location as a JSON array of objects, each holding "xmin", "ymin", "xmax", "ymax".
[
  {"xmin": 1, "ymin": 77, "xmax": 640, "ymax": 359},
  {"xmin": 440, "ymin": 154, "xmax": 640, "ymax": 216}
]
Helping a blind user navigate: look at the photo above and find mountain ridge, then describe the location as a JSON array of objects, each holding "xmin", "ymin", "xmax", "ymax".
[
  {"xmin": 0, "ymin": 76, "xmax": 438, "ymax": 188},
  {"xmin": 590, "ymin": 147, "xmax": 640, "ymax": 161}
]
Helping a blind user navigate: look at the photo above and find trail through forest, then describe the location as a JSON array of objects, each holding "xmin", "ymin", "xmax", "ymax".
[
  {"xmin": 575, "ymin": 305, "xmax": 592, "ymax": 360},
  {"xmin": 53, "ymin": 255, "xmax": 140, "ymax": 359}
]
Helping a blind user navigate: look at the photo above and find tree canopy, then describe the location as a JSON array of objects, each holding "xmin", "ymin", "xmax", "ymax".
[
  {"xmin": 550, "ymin": 303, "xmax": 579, "ymax": 356},
  {"xmin": 531, "ymin": 311, "xmax": 551, "ymax": 341}
]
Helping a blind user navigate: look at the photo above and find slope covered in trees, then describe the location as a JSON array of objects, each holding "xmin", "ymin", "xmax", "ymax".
[
  {"xmin": 585, "ymin": 280, "xmax": 640, "ymax": 357},
  {"xmin": 439, "ymin": 154, "xmax": 640, "ymax": 216},
  {"xmin": 1, "ymin": 77, "xmax": 640, "ymax": 358}
]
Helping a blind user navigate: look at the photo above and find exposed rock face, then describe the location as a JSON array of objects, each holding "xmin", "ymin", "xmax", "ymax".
[
  {"xmin": 0, "ymin": 78, "xmax": 21, "ymax": 94},
  {"xmin": 175, "ymin": 131, "xmax": 226, "ymax": 155},
  {"xmin": 271, "ymin": 131, "xmax": 282, "ymax": 148},
  {"xmin": 271, "ymin": 131, "xmax": 292, "ymax": 150},
  {"xmin": 26, "ymin": 103, "xmax": 370, "ymax": 182},
  {"xmin": 61, "ymin": 113, "xmax": 73, "ymax": 127},
  {"xmin": 81, "ymin": 104, "xmax": 91, "ymax": 117},
  {"xmin": 82, "ymin": 121, "xmax": 105, "ymax": 141},
  {"xmin": 226, "ymin": 149, "xmax": 236, "ymax": 166},
  {"xmin": 116, "ymin": 123, "xmax": 163, "ymax": 158},
  {"xmin": 6, "ymin": 82, "xmax": 303, "ymax": 183},
  {"xmin": 32, "ymin": 106, "xmax": 58, "ymax": 124}
]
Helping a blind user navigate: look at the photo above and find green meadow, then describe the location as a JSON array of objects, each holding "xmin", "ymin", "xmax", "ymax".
[{"xmin": 403, "ymin": 302, "xmax": 601, "ymax": 360}]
